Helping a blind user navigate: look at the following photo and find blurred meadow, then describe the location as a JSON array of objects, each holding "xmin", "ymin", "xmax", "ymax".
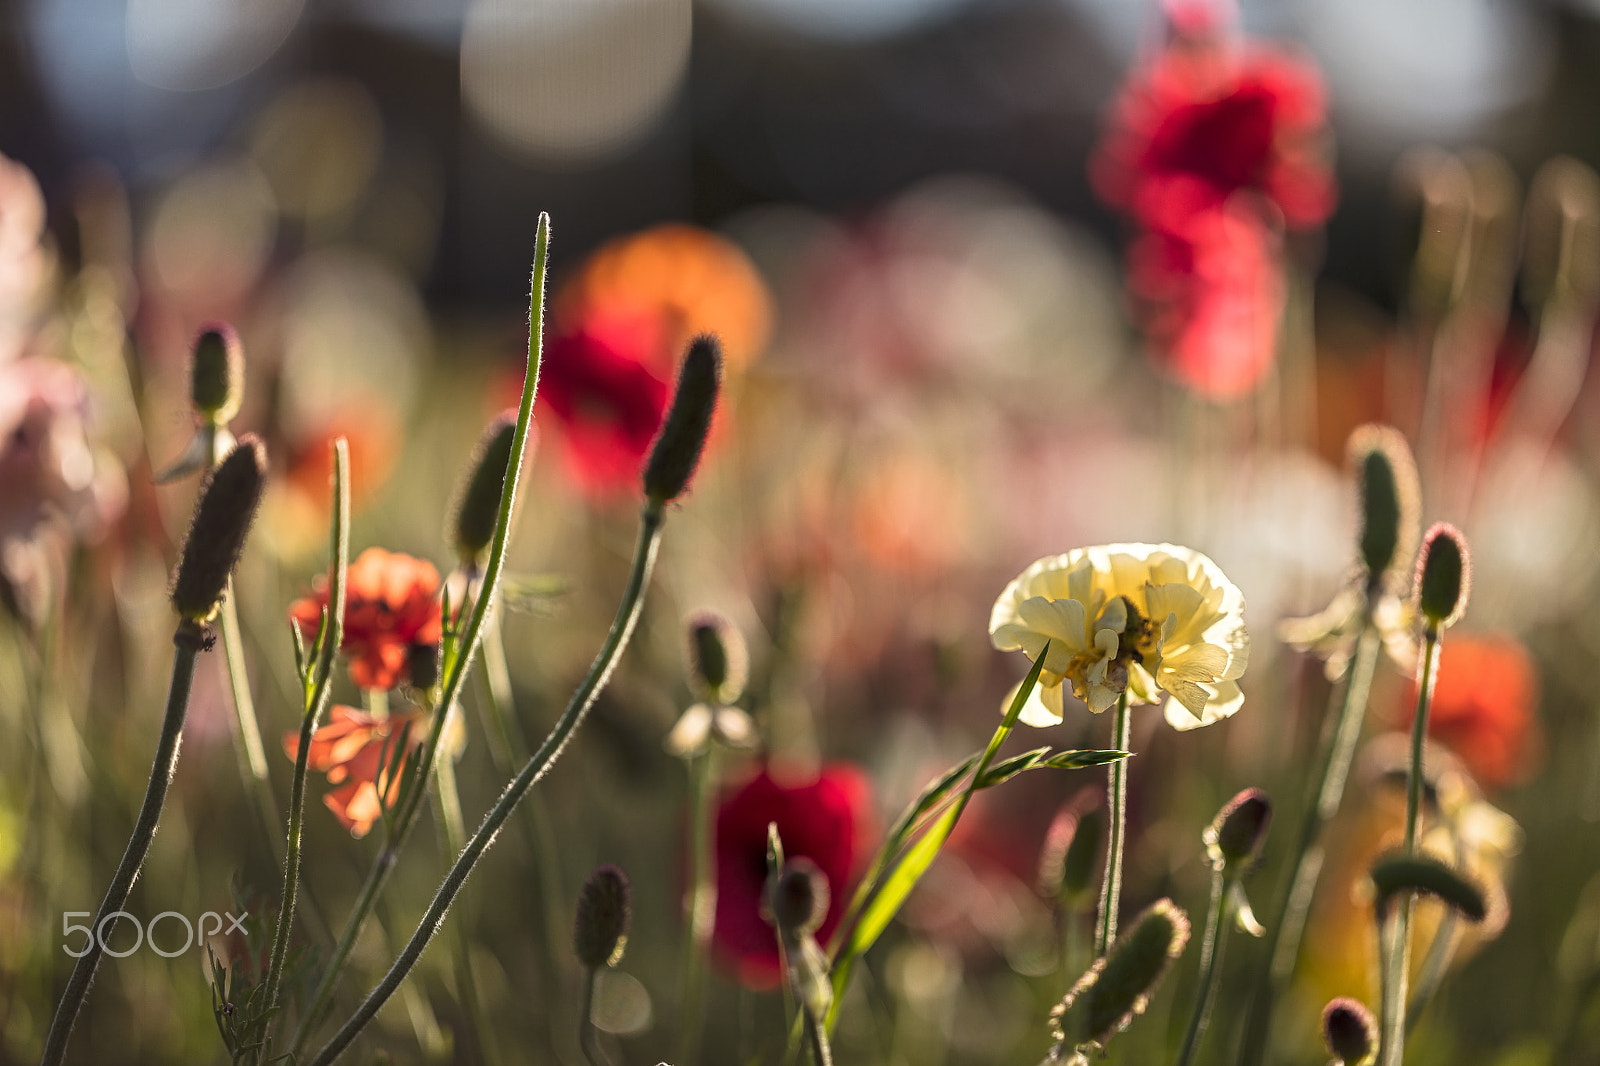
[{"xmin": 4, "ymin": 1, "xmax": 1600, "ymax": 1064}]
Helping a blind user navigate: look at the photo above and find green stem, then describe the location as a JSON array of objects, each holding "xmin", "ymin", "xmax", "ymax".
[
  {"xmin": 260, "ymin": 442, "xmax": 349, "ymax": 1058},
  {"xmin": 40, "ymin": 631, "xmax": 202, "ymax": 1066},
  {"xmin": 1096, "ymin": 693, "xmax": 1133, "ymax": 956},
  {"xmin": 677, "ymin": 744, "xmax": 717, "ymax": 1066},
  {"xmin": 579, "ymin": 967, "xmax": 606, "ymax": 1066},
  {"xmin": 1380, "ymin": 629, "xmax": 1440, "ymax": 1066},
  {"xmin": 803, "ymin": 1008, "xmax": 834, "ymax": 1066},
  {"xmin": 1405, "ymin": 910, "xmax": 1459, "ymax": 1031},
  {"xmin": 432, "ymin": 746, "xmax": 501, "ymax": 1066},
  {"xmin": 306, "ymin": 503, "xmax": 666, "ymax": 1066},
  {"xmin": 1175, "ymin": 873, "xmax": 1230, "ymax": 1066},
  {"xmin": 1239, "ymin": 617, "xmax": 1382, "ymax": 1066},
  {"xmin": 291, "ymin": 211, "xmax": 550, "ymax": 1059}
]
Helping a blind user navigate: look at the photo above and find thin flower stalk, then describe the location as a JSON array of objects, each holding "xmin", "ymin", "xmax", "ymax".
[
  {"xmin": 306, "ymin": 497, "xmax": 667, "ymax": 1066},
  {"xmin": 678, "ymin": 743, "xmax": 718, "ymax": 1066},
  {"xmin": 40, "ymin": 631, "xmax": 202, "ymax": 1066},
  {"xmin": 1240, "ymin": 619, "xmax": 1381, "ymax": 1064},
  {"xmin": 1174, "ymin": 870, "xmax": 1230, "ymax": 1066},
  {"xmin": 259, "ymin": 439, "xmax": 350, "ymax": 1057},
  {"xmin": 1096, "ymin": 692, "xmax": 1133, "ymax": 956},
  {"xmin": 290, "ymin": 211, "xmax": 552, "ymax": 1058}
]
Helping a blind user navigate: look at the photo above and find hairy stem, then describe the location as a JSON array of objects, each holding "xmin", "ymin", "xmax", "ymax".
[{"xmin": 1096, "ymin": 693, "xmax": 1133, "ymax": 956}]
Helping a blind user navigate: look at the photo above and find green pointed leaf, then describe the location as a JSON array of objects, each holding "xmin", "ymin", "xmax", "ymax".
[
  {"xmin": 843, "ymin": 804, "xmax": 960, "ymax": 961},
  {"xmin": 1045, "ymin": 749, "xmax": 1131, "ymax": 770},
  {"xmin": 976, "ymin": 746, "xmax": 1052, "ymax": 789}
]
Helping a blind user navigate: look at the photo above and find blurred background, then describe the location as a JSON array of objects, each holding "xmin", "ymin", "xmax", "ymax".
[{"xmin": 6, "ymin": 0, "xmax": 1600, "ymax": 1063}]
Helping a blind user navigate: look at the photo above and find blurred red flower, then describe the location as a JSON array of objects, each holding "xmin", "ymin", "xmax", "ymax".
[
  {"xmin": 1092, "ymin": 6, "xmax": 1334, "ymax": 400},
  {"xmin": 283, "ymin": 704, "xmax": 421, "ymax": 837},
  {"xmin": 1396, "ymin": 634, "xmax": 1542, "ymax": 792},
  {"xmin": 535, "ymin": 316, "xmax": 671, "ymax": 499},
  {"xmin": 289, "ymin": 547, "xmax": 442, "ymax": 691},
  {"xmin": 711, "ymin": 764, "xmax": 873, "ymax": 987}
]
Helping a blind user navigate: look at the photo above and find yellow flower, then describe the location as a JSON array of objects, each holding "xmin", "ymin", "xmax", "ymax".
[{"xmin": 989, "ymin": 544, "xmax": 1249, "ymax": 730}]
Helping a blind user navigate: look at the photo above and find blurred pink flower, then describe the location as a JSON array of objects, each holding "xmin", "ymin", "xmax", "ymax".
[
  {"xmin": 0, "ymin": 152, "xmax": 49, "ymax": 357},
  {"xmin": 0, "ymin": 359, "xmax": 125, "ymax": 544}
]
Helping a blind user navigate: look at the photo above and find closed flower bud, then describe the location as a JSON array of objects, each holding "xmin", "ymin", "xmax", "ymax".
[
  {"xmin": 1369, "ymin": 851, "xmax": 1487, "ymax": 923},
  {"xmin": 573, "ymin": 865, "xmax": 631, "ymax": 969},
  {"xmin": 1050, "ymin": 899, "xmax": 1190, "ymax": 1050},
  {"xmin": 1415, "ymin": 523, "xmax": 1470, "ymax": 632},
  {"xmin": 407, "ymin": 640, "xmax": 440, "ymax": 693},
  {"xmin": 1204, "ymin": 788, "xmax": 1272, "ymax": 874},
  {"xmin": 190, "ymin": 322, "xmax": 244, "ymax": 425},
  {"xmin": 1322, "ymin": 996, "xmax": 1377, "ymax": 1065},
  {"xmin": 764, "ymin": 858, "xmax": 829, "ymax": 939},
  {"xmin": 1347, "ymin": 425, "xmax": 1419, "ymax": 588},
  {"xmin": 1039, "ymin": 799, "xmax": 1103, "ymax": 908},
  {"xmin": 172, "ymin": 436, "xmax": 268, "ymax": 624},
  {"xmin": 685, "ymin": 608, "xmax": 748, "ymax": 705},
  {"xmin": 450, "ymin": 413, "xmax": 522, "ymax": 568},
  {"xmin": 642, "ymin": 335, "xmax": 721, "ymax": 505}
]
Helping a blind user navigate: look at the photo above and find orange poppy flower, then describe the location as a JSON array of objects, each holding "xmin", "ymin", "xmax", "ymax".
[
  {"xmin": 283, "ymin": 704, "xmax": 421, "ymax": 837},
  {"xmin": 289, "ymin": 547, "xmax": 442, "ymax": 691},
  {"xmin": 1395, "ymin": 633, "xmax": 1542, "ymax": 791}
]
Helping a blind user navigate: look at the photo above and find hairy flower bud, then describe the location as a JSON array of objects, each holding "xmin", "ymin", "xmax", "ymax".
[
  {"xmin": 1204, "ymin": 788, "xmax": 1272, "ymax": 874},
  {"xmin": 190, "ymin": 322, "xmax": 244, "ymax": 425},
  {"xmin": 1415, "ymin": 523, "xmax": 1470, "ymax": 632},
  {"xmin": 1322, "ymin": 996, "xmax": 1378, "ymax": 1065},
  {"xmin": 765, "ymin": 858, "xmax": 829, "ymax": 939},
  {"xmin": 171, "ymin": 436, "xmax": 267, "ymax": 624},
  {"xmin": 1347, "ymin": 425, "xmax": 1419, "ymax": 588},
  {"xmin": 1049, "ymin": 899, "xmax": 1190, "ymax": 1050},
  {"xmin": 685, "ymin": 608, "xmax": 748, "ymax": 705},
  {"xmin": 642, "ymin": 334, "xmax": 721, "ymax": 505},
  {"xmin": 573, "ymin": 865, "xmax": 631, "ymax": 969},
  {"xmin": 450, "ymin": 413, "xmax": 522, "ymax": 568},
  {"xmin": 1369, "ymin": 851, "xmax": 1487, "ymax": 923}
]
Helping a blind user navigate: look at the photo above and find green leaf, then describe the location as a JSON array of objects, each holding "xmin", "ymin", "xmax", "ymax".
[
  {"xmin": 1045, "ymin": 749, "xmax": 1131, "ymax": 770},
  {"xmin": 975, "ymin": 746, "xmax": 1052, "ymax": 789},
  {"xmin": 843, "ymin": 804, "xmax": 960, "ymax": 961}
]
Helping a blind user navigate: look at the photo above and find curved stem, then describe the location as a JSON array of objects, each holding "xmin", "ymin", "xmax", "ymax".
[
  {"xmin": 306, "ymin": 503, "xmax": 665, "ymax": 1066},
  {"xmin": 41, "ymin": 633, "xmax": 201, "ymax": 1066},
  {"xmin": 578, "ymin": 967, "xmax": 606, "ymax": 1066},
  {"xmin": 1096, "ymin": 693, "xmax": 1133, "ymax": 956},
  {"xmin": 432, "ymin": 748, "xmax": 501, "ymax": 1066},
  {"xmin": 1175, "ymin": 873, "xmax": 1230, "ymax": 1066},
  {"xmin": 1239, "ymin": 617, "xmax": 1381, "ymax": 1066}
]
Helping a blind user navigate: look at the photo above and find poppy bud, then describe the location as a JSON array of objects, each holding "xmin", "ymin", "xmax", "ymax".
[
  {"xmin": 1049, "ymin": 899, "xmax": 1190, "ymax": 1050},
  {"xmin": 191, "ymin": 322, "xmax": 244, "ymax": 425},
  {"xmin": 685, "ymin": 608, "xmax": 748, "ymax": 705},
  {"xmin": 171, "ymin": 436, "xmax": 267, "ymax": 624},
  {"xmin": 1204, "ymin": 788, "xmax": 1272, "ymax": 875},
  {"xmin": 450, "ymin": 413, "xmax": 522, "ymax": 568},
  {"xmin": 573, "ymin": 865, "xmax": 631, "ymax": 969},
  {"xmin": 1415, "ymin": 523, "xmax": 1470, "ymax": 632},
  {"xmin": 407, "ymin": 641, "xmax": 440, "ymax": 693},
  {"xmin": 765, "ymin": 858, "xmax": 829, "ymax": 939},
  {"xmin": 643, "ymin": 335, "xmax": 721, "ymax": 505},
  {"xmin": 1347, "ymin": 425, "xmax": 1418, "ymax": 588},
  {"xmin": 1369, "ymin": 851, "xmax": 1487, "ymax": 923},
  {"xmin": 1322, "ymin": 996, "xmax": 1378, "ymax": 1065}
]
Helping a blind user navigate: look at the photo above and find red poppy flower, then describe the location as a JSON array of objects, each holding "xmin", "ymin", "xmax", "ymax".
[
  {"xmin": 1396, "ymin": 634, "xmax": 1542, "ymax": 791},
  {"xmin": 283, "ymin": 704, "xmax": 421, "ymax": 837},
  {"xmin": 1091, "ymin": 17, "xmax": 1335, "ymax": 236},
  {"xmin": 535, "ymin": 316, "xmax": 672, "ymax": 499},
  {"xmin": 711, "ymin": 764, "xmax": 873, "ymax": 987},
  {"xmin": 289, "ymin": 547, "xmax": 442, "ymax": 691}
]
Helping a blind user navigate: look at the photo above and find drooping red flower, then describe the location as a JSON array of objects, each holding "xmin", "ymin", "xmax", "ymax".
[
  {"xmin": 711, "ymin": 764, "xmax": 873, "ymax": 987},
  {"xmin": 289, "ymin": 547, "xmax": 442, "ymax": 691},
  {"xmin": 1396, "ymin": 634, "xmax": 1542, "ymax": 791},
  {"xmin": 283, "ymin": 704, "xmax": 422, "ymax": 837},
  {"xmin": 535, "ymin": 316, "xmax": 672, "ymax": 499}
]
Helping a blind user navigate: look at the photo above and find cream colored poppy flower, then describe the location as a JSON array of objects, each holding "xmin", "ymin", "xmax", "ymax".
[{"xmin": 990, "ymin": 544, "xmax": 1249, "ymax": 730}]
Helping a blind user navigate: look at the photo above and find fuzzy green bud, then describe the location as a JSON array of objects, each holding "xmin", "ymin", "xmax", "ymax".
[
  {"xmin": 1347, "ymin": 425, "xmax": 1419, "ymax": 588},
  {"xmin": 684, "ymin": 608, "xmax": 748, "ymax": 705},
  {"xmin": 573, "ymin": 865, "xmax": 631, "ymax": 969},
  {"xmin": 1415, "ymin": 523, "xmax": 1470, "ymax": 632},
  {"xmin": 643, "ymin": 334, "xmax": 721, "ymax": 505},
  {"xmin": 1039, "ymin": 801, "xmax": 1103, "ymax": 908},
  {"xmin": 1204, "ymin": 788, "xmax": 1272, "ymax": 875},
  {"xmin": 450, "ymin": 413, "xmax": 521, "ymax": 568},
  {"xmin": 1322, "ymin": 996, "xmax": 1378, "ymax": 1065},
  {"xmin": 1049, "ymin": 898, "xmax": 1190, "ymax": 1049},
  {"xmin": 191, "ymin": 322, "xmax": 244, "ymax": 425},
  {"xmin": 1369, "ymin": 851, "xmax": 1487, "ymax": 923},
  {"xmin": 171, "ymin": 435, "xmax": 267, "ymax": 624}
]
